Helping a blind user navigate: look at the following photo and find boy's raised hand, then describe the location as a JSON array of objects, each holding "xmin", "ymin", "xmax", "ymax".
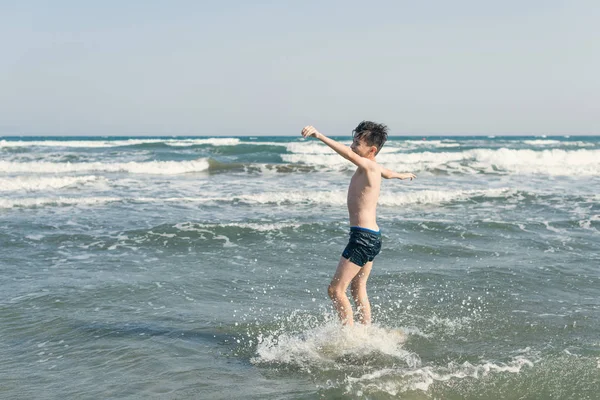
[{"xmin": 301, "ymin": 125, "xmax": 321, "ymax": 139}]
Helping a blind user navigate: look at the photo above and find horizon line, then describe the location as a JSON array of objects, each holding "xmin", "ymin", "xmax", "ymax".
[{"xmin": 1, "ymin": 134, "xmax": 599, "ymax": 138}]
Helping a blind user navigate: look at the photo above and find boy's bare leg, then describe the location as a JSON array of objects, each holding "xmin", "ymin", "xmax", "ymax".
[
  {"xmin": 350, "ymin": 261, "xmax": 373, "ymax": 325},
  {"xmin": 328, "ymin": 257, "xmax": 362, "ymax": 325}
]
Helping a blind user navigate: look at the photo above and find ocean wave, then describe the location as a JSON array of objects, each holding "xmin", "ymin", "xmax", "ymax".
[
  {"xmin": 25, "ymin": 221, "xmax": 325, "ymax": 250},
  {"xmin": 283, "ymin": 148, "xmax": 600, "ymax": 176},
  {"xmin": 0, "ymin": 175, "xmax": 104, "ymax": 192},
  {"xmin": 340, "ymin": 357, "xmax": 534, "ymax": 395},
  {"xmin": 398, "ymin": 140, "xmax": 461, "ymax": 149},
  {"xmin": 0, "ymin": 196, "xmax": 220, "ymax": 209},
  {"xmin": 251, "ymin": 318, "xmax": 533, "ymax": 395},
  {"xmin": 286, "ymin": 140, "xmax": 460, "ymax": 155},
  {"xmin": 253, "ymin": 322, "xmax": 414, "ymax": 368},
  {"xmin": 231, "ymin": 188, "xmax": 517, "ymax": 206},
  {"xmin": 0, "ymin": 158, "xmax": 319, "ymax": 176},
  {"xmin": 0, "ymin": 158, "xmax": 210, "ymax": 174},
  {"xmin": 0, "ymin": 188, "xmax": 517, "ymax": 209},
  {"xmin": 464, "ymin": 148, "xmax": 600, "ymax": 175},
  {"xmin": 165, "ymin": 138, "xmax": 241, "ymax": 146},
  {"xmin": 0, "ymin": 138, "xmax": 241, "ymax": 148},
  {"xmin": 174, "ymin": 221, "xmax": 305, "ymax": 233},
  {"xmin": 522, "ymin": 140, "xmax": 595, "ymax": 147},
  {"xmin": 0, "ymin": 195, "xmax": 236, "ymax": 209},
  {"xmin": 522, "ymin": 140, "xmax": 562, "ymax": 145},
  {"xmin": 1, "ymin": 140, "xmax": 119, "ymax": 148},
  {"xmin": 0, "ymin": 196, "xmax": 123, "ymax": 209},
  {"xmin": 286, "ymin": 142, "xmax": 350, "ymax": 155}
]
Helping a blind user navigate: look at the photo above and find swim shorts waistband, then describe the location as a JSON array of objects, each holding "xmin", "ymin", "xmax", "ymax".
[{"xmin": 350, "ymin": 226, "xmax": 381, "ymax": 235}]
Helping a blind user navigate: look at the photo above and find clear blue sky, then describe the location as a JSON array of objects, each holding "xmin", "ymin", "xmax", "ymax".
[{"xmin": 1, "ymin": 0, "xmax": 599, "ymax": 136}]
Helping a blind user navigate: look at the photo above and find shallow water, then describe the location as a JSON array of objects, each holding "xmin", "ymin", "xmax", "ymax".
[{"xmin": 1, "ymin": 135, "xmax": 599, "ymax": 399}]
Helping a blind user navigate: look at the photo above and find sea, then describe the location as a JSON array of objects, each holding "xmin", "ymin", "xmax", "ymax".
[{"xmin": 1, "ymin": 135, "xmax": 599, "ymax": 399}]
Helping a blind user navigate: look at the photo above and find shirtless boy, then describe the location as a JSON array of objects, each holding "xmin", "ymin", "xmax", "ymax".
[{"xmin": 301, "ymin": 122, "xmax": 416, "ymax": 326}]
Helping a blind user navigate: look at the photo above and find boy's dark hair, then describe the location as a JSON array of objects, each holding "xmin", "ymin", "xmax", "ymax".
[{"xmin": 352, "ymin": 121, "xmax": 388, "ymax": 154}]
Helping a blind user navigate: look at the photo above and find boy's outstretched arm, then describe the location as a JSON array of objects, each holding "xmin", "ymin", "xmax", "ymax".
[
  {"xmin": 301, "ymin": 125, "xmax": 370, "ymax": 169},
  {"xmin": 381, "ymin": 167, "xmax": 416, "ymax": 180}
]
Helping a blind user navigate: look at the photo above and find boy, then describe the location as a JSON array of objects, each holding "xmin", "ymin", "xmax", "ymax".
[{"xmin": 301, "ymin": 122, "xmax": 416, "ymax": 326}]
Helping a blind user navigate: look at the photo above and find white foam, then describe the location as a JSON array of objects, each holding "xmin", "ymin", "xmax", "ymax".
[
  {"xmin": 282, "ymin": 150, "xmax": 471, "ymax": 171},
  {"xmin": 0, "ymin": 158, "xmax": 210, "ymax": 174},
  {"xmin": 559, "ymin": 141, "xmax": 595, "ymax": 147},
  {"xmin": 399, "ymin": 140, "xmax": 461, "ymax": 149},
  {"xmin": 164, "ymin": 138, "xmax": 241, "ymax": 146},
  {"xmin": 467, "ymin": 148, "xmax": 600, "ymax": 175},
  {"xmin": 522, "ymin": 140, "xmax": 562, "ymax": 145},
  {"xmin": 380, "ymin": 188, "xmax": 513, "ymax": 206},
  {"xmin": 0, "ymin": 195, "xmax": 228, "ymax": 209},
  {"xmin": 174, "ymin": 221, "xmax": 303, "ymax": 232},
  {"xmin": 252, "ymin": 322, "xmax": 414, "ymax": 368},
  {"xmin": 251, "ymin": 318, "xmax": 533, "ymax": 396},
  {"xmin": 285, "ymin": 141, "xmax": 459, "ymax": 156},
  {"xmin": 286, "ymin": 142, "xmax": 350, "ymax": 155},
  {"xmin": 281, "ymin": 154, "xmax": 348, "ymax": 168},
  {"xmin": 284, "ymin": 148, "xmax": 600, "ymax": 176},
  {"xmin": 343, "ymin": 357, "xmax": 534, "ymax": 395},
  {"xmin": 522, "ymin": 139, "xmax": 596, "ymax": 147},
  {"xmin": 0, "ymin": 187, "xmax": 517, "ymax": 209},
  {"xmin": 0, "ymin": 175, "xmax": 103, "ymax": 192},
  {"xmin": 234, "ymin": 190, "xmax": 346, "ymax": 205},
  {"xmin": 0, "ymin": 196, "xmax": 122, "ymax": 209},
  {"xmin": 1, "ymin": 140, "xmax": 117, "ymax": 148},
  {"xmin": 231, "ymin": 188, "xmax": 515, "ymax": 207}
]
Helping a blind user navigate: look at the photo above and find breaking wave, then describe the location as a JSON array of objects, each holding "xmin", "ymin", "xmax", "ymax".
[
  {"xmin": 0, "ymin": 159, "xmax": 210, "ymax": 175},
  {"xmin": 283, "ymin": 148, "xmax": 600, "ymax": 176},
  {"xmin": 0, "ymin": 188, "xmax": 520, "ymax": 209},
  {"xmin": 0, "ymin": 175, "xmax": 105, "ymax": 192}
]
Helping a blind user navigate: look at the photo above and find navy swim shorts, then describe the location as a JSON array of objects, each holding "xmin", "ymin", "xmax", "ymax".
[{"xmin": 341, "ymin": 226, "xmax": 382, "ymax": 267}]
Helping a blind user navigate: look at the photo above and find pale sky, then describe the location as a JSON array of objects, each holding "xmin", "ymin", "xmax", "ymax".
[{"xmin": 1, "ymin": 0, "xmax": 599, "ymax": 136}]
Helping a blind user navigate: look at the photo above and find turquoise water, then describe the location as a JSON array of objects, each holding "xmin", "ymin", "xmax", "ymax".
[{"xmin": 1, "ymin": 135, "xmax": 599, "ymax": 399}]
